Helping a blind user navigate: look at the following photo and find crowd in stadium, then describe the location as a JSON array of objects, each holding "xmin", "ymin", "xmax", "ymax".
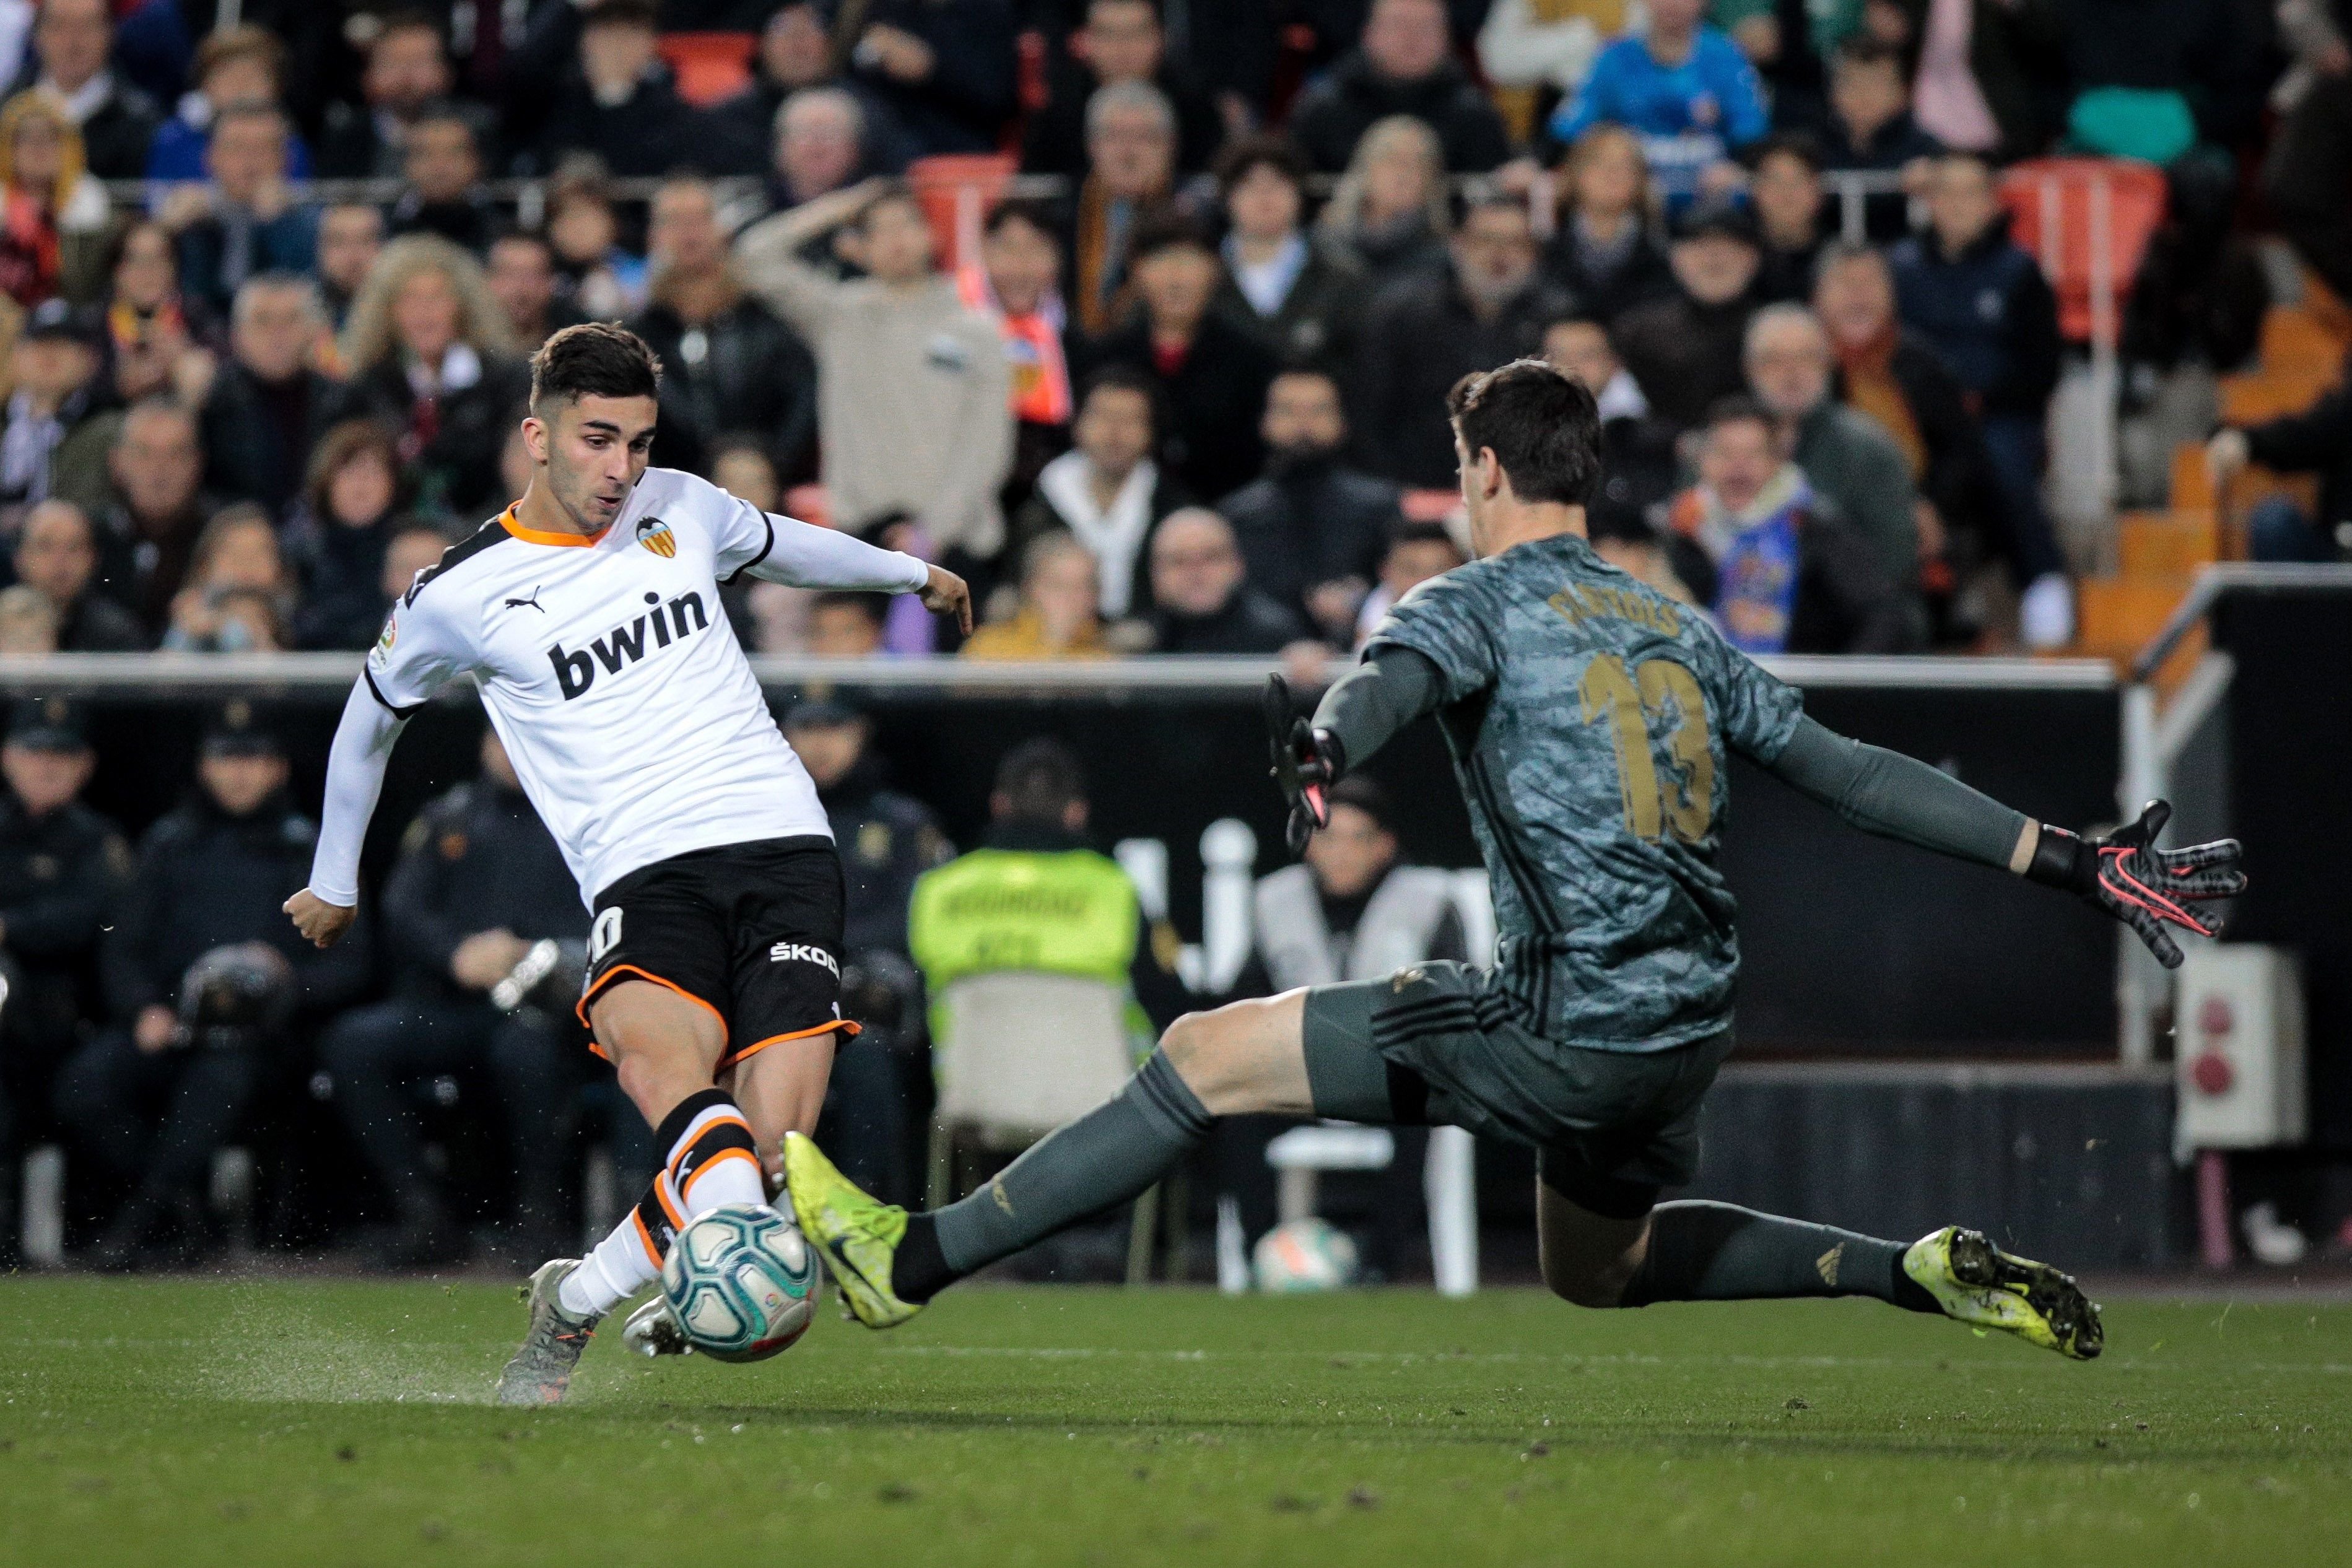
[{"xmin": 0, "ymin": 0, "xmax": 2343, "ymax": 1271}]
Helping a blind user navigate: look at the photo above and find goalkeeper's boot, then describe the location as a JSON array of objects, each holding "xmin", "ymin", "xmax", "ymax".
[
  {"xmin": 494, "ymin": 1258, "xmax": 600, "ymax": 1406},
  {"xmin": 621, "ymin": 1292, "xmax": 692, "ymax": 1358},
  {"xmin": 1904, "ymin": 1226, "xmax": 2104, "ymax": 1361},
  {"xmin": 782, "ymin": 1131, "xmax": 922, "ymax": 1330}
]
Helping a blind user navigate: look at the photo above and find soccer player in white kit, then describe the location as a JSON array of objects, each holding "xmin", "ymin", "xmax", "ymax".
[{"xmin": 284, "ymin": 324, "xmax": 972, "ymax": 1405}]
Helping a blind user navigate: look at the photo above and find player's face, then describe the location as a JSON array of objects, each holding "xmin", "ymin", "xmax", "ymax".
[{"xmin": 533, "ymin": 394, "xmax": 659, "ymax": 532}]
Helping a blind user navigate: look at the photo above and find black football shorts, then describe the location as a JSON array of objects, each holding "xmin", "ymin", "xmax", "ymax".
[{"xmin": 578, "ymin": 835, "xmax": 857, "ymax": 1075}]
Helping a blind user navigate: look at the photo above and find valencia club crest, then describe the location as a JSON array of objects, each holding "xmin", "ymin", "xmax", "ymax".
[{"xmin": 636, "ymin": 516, "xmax": 676, "ymax": 558}]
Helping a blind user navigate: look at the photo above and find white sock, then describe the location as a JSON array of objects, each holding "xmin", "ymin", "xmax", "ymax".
[
  {"xmin": 559, "ymin": 1170, "xmax": 678, "ymax": 1318},
  {"xmin": 555, "ymin": 1094, "xmax": 771, "ymax": 1318}
]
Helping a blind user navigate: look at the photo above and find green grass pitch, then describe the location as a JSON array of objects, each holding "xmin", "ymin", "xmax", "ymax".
[{"xmin": 1, "ymin": 1277, "xmax": 2346, "ymax": 1567}]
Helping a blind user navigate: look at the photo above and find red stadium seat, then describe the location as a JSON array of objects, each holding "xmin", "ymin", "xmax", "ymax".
[
  {"xmin": 908, "ymin": 153, "xmax": 1018, "ymax": 272},
  {"xmin": 1996, "ymin": 158, "xmax": 2168, "ymax": 345},
  {"xmin": 659, "ymin": 32, "xmax": 756, "ymax": 109}
]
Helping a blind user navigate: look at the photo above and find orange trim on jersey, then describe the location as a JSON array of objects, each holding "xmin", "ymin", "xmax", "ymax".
[
  {"xmin": 716, "ymin": 1018, "xmax": 861, "ymax": 1073},
  {"xmin": 631, "ymin": 1209, "xmax": 663, "ymax": 1266},
  {"xmin": 578, "ymin": 964, "xmax": 728, "ymax": 1042},
  {"xmin": 678, "ymin": 1144, "xmax": 764, "ymax": 1203},
  {"xmin": 498, "ymin": 502, "xmax": 609, "ymax": 549}
]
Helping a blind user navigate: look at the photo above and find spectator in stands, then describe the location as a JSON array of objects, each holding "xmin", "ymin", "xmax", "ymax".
[
  {"xmin": 959, "ymin": 200, "xmax": 1074, "ymax": 504},
  {"xmin": 0, "ymin": 92, "xmax": 110, "ymax": 307},
  {"xmin": 315, "ymin": 9, "xmax": 452, "ymax": 180},
  {"xmin": 1813, "ymin": 240, "xmax": 2006, "ymax": 640},
  {"xmin": 388, "ymin": 106, "xmax": 496, "ymax": 256},
  {"xmin": 142, "ymin": 24, "xmax": 311, "ymax": 186},
  {"xmin": 1612, "ymin": 196, "xmax": 1764, "ymax": 429},
  {"xmin": 783, "ymin": 695, "xmax": 953, "ymax": 1201},
  {"xmin": 1820, "ymin": 38, "xmax": 1941, "ymax": 242},
  {"xmin": 1479, "ymin": 0, "xmax": 1629, "ymax": 111},
  {"xmin": 335, "ymin": 233, "xmax": 531, "ymax": 520},
  {"xmin": 535, "ymin": 0, "xmax": 699, "ymax": 180},
  {"xmin": 57, "ymin": 703, "xmax": 368, "ymax": 1271},
  {"xmin": 771, "ymin": 87, "xmax": 876, "ymax": 214},
  {"xmin": 1890, "ymin": 152, "xmax": 2070, "ymax": 647},
  {"xmin": 1218, "ymin": 365, "xmax": 1400, "ymax": 644},
  {"xmin": 1354, "ymin": 189, "xmax": 1566, "ymax": 489},
  {"xmin": 316, "ymin": 203, "xmax": 385, "ymax": 332},
  {"xmin": 1027, "ymin": 0, "xmax": 1222, "ymax": 178},
  {"xmin": 1068, "ymin": 79, "xmax": 1182, "ymax": 335},
  {"xmin": 0, "ymin": 585, "xmax": 57, "ymax": 653},
  {"xmin": 1748, "ymin": 133, "xmax": 1829, "ymax": 305},
  {"xmin": 11, "ymin": 500, "xmax": 141, "ymax": 649},
  {"xmin": 1552, "ymin": 0, "xmax": 1768, "ymax": 201},
  {"xmin": 1744, "ymin": 303, "xmax": 1925, "ymax": 610},
  {"xmin": 960, "ymin": 529, "xmax": 1115, "ymax": 659},
  {"xmin": 1353, "ymin": 518, "xmax": 1465, "ymax": 644},
  {"xmin": 198, "ymin": 274, "xmax": 335, "ymax": 520},
  {"xmin": 715, "ymin": 4, "xmax": 909, "ymax": 181},
  {"xmin": 98, "ymin": 219, "xmax": 212, "ymax": 407},
  {"xmin": 95, "ymin": 398, "xmax": 213, "ymax": 630},
  {"xmin": 804, "ymin": 591, "xmax": 887, "ymax": 656},
  {"xmin": 1011, "ymin": 366, "xmax": 1188, "ymax": 622},
  {"xmin": 321, "ymin": 726, "xmax": 585, "ymax": 1267},
  {"xmin": 0, "ymin": 694, "xmax": 129, "ymax": 1263},
  {"xmin": 1894, "ymin": 0, "xmax": 2060, "ymax": 162},
  {"xmin": 1664, "ymin": 396, "xmax": 1914, "ymax": 653},
  {"xmin": 0, "ymin": 298, "xmax": 104, "ymax": 511},
  {"xmin": 1211, "ymin": 134, "xmax": 1369, "ymax": 374},
  {"xmin": 1315, "ymin": 114, "xmax": 1452, "ymax": 294},
  {"xmin": 543, "ymin": 160, "xmax": 647, "ymax": 320},
  {"xmin": 1543, "ymin": 314, "xmax": 1679, "ymax": 544},
  {"xmin": 2263, "ymin": 0, "xmax": 2352, "ymax": 307},
  {"xmin": 166, "ymin": 102, "xmax": 318, "ymax": 322},
  {"xmin": 1085, "ymin": 214, "xmax": 1277, "ymax": 503},
  {"xmin": 484, "ymin": 230, "xmax": 581, "ymax": 355},
  {"xmin": 281, "ymin": 419, "xmax": 408, "ymax": 651},
  {"xmin": 1291, "ymin": 0, "xmax": 1511, "ymax": 173},
  {"xmin": 2205, "ymin": 370, "xmax": 2352, "ymax": 563},
  {"xmin": 736, "ymin": 180, "xmax": 1013, "ymax": 583},
  {"xmin": 842, "ymin": 0, "xmax": 1019, "ymax": 158},
  {"xmin": 1542, "ymin": 126, "xmax": 1673, "ymax": 326},
  {"xmin": 19, "ymin": 0, "xmax": 160, "ymax": 181},
  {"xmin": 629, "ymin": 176, "xmax": 820, "ymax": 485},
  {"xmin": 1144, "ymin": 507, "xmax": 1307, "ymax": 653},
  {"xmin": 160, "ymin": 503, "xmax": 287, "ymax": 653}
]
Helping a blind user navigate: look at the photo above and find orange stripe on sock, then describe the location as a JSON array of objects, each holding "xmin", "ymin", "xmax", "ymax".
[
  {"xmin": 631, "ymin": 1210, "xmax": 662, "ymax": 1267},
  {"xmin": 715, "ymin": 1018, "xmax": 860, "ymax": 1073},
  {"xmin": 654, "ymin": 1175, "xmax": 686, "ymax": 1230},
  {"xmin": 664, "ymin": 1113, "xmax": 754, "ymax": 1180},
  {"xmin": 678, "ymin": 1144, "xmax": 764, "ymax": 1203}
]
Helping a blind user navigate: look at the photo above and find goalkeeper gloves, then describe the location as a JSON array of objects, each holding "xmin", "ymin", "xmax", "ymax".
[
  {"xmin": 1265, "ymin": 674, "xmax": 1344, "ymax": 856},
  {"xmin": 2026, "ymin": 799, "xmax": 2246, "ymax": 969}
]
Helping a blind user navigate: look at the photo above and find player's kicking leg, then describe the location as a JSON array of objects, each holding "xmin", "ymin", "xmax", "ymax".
[
  {"xmin": 496, "ymin": 980, "xmax": 773, "ymax": 1405},
  {"xmin": 788, "ymin": 971, "xmax": 2100, "ymax": 1359}
]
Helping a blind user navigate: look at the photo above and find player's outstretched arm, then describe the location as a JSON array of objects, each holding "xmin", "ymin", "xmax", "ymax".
[
  {"xmin": 1265, "ymin": 648, "xmax": 1447, "ymax": 852},
  {"xmin": 742, "ymin": 513, "xmax": 971, "ymax": 633},
  {"xmin": 1764, "ymin": 716, "xmax": 2245, "ymax": 968},
  {"xmin": 285, "ymin": 681, "xmax": 408, "ymax": 949}
]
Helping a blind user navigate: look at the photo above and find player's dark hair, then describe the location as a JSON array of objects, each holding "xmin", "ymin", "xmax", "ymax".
[
  {"xmin": 995, "ymin": 738, "xmax": 1087, "ymax": 822},
  {"xmin": 1445, "ymin": 358, "xmax": 1601, "ymax": 507},
  {"xmin": 529, "ymin": 322, "xmax": 661, "ymax": 413}
]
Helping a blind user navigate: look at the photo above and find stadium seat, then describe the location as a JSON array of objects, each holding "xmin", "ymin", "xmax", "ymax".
[
  {"xmin": 1256, "ymin": 1122, "xmax": 1479, "ymax": 1297},
  {"xmin": 1997, "ymin": 159, "xmax": 2168, "ymax": 344},
  {"xmin": 928, "ymin": 971, "xmax": 1162, "ymax": 1282},
  {"xmin": 908, "ymin": 153, "xmax": 1017, "ymax": 274},
  {"xmin": 657, "ymin": 32, "xmax": 756, "ymax": 108}
]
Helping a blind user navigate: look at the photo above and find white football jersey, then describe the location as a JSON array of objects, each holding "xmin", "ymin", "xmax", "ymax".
[{"xmin": 365, "ymin": 468, "xmax": 926, "ymax": 904}]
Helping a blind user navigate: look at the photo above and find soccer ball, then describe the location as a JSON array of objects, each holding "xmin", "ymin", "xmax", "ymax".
[
  {"xmin": 1252, "ymin": 1217, "xmax": 1361, "ymax": 1293},
  {"xmin": 661, "ymin": 1204, "xmax": 823, "ymax": 1362}
]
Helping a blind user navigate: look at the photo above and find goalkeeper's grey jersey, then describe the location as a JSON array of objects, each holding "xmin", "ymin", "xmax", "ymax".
[{"xmin": 1368, "ymin": 532, "xmax": 1805, "ymax": 1053}]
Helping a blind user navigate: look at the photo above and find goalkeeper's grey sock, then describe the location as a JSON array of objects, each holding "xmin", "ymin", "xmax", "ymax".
[
  {"xmin": 907, "ymin": 1050, "xmax": 1212, "ymax": 1299},
  {"xmin": 1619, "ymin": 1201, "xmax": 1938, "ymax": 1312}
]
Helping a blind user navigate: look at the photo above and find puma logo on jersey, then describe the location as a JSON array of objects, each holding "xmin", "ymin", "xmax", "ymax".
[
  {"xmin": 769, "ymin": 941, "xmax": 839, "ymax": 976},
  {"xmin": 547, "ymin": 590, "xmax": 710, "ymax": 699},
  {"xmin": 503, "ymin": 587, "xmax": 546, "ymax": 613}
]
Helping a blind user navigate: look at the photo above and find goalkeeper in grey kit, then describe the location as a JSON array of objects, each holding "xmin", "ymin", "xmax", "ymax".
[{"xmin": 783, "ymin": 358, "xmax": 2242, "ymax": 1356}]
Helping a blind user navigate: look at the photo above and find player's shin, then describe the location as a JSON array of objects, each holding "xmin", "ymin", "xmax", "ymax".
[
  {"xmin": 902, "ymin": 1049, "xmax": 1213, "ymax": 1302},
  {"xmin": 1619, "ymin": 1201, "xmax": 1940, "ymax": 1312},
  {"xmin": 558, "ymin": 1088, "xmax": 770, "ymax": 1318}
]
